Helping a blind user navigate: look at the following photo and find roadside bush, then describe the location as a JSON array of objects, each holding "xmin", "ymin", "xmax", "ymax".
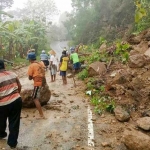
[
  {"xmin": 113, "ymin": 41, "xmax": 130, "ymax": 63},
  {"xmin": 91, "ymin": 96, "xmax": 115, "ymax": 115},
  {"xmin": 78, "ymin": 68, "xmax": 88, "ymax": 80}
]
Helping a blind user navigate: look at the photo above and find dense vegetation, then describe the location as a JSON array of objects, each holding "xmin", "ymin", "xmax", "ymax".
[
  {"xmin": 0, "ymin": 0, "xmax": 56, "ymax": 60},
  {"xmin": 64, "ymin": 0, "xmax": 150, "ymax": 46},
  {"xmin": 65, "ymin": 0, "xmax": 150, "ymax": 114}
]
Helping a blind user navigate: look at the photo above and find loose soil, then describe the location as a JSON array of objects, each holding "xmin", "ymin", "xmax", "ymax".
[{"xmin": 0, "ymin": 65, "xmax": 145, "ymax": 150}]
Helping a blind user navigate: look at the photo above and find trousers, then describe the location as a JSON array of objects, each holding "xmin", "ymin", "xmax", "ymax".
[{"xmin": 0, "ymin": 97, "xmax": 22, "ymax": 147}]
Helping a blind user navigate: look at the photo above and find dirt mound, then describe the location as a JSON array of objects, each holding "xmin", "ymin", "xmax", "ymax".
[{"xmin": 102, "ymin": 29, "xmax": 150, "ymax": 119}]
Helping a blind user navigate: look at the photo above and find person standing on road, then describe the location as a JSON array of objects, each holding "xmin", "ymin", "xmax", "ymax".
[
  {"xmin": 40, "ymin": 50, "xmax": 49, "ymax": 71},
  {"xmin": 0, "ymin": 59, "xmax": 22, "ymax": 149},
  {"xmin": 49, "ymin": 50, "xmax": 58, "ymax": 82},
  {"xmin": 63, "ymin": 47, "xmax": 69, "ymax": 56},
  {"xmin": 59, "ymin": 50, "xmax": 69, "ymax": 85},
  {"xmin": 70, "ymin": 47, "xmax": 80, "ymax": 73},
  {"xmin": 27, "ymin": 53, "xmax": 46, "ymax": 119}
]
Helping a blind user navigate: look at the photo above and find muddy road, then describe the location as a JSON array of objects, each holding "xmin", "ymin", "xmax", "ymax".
[{"xmin": 0, "ymin": 42, "xmax": 96, "ymax": 150}]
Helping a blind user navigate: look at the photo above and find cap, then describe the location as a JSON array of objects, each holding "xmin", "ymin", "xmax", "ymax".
[
  {"xmin": 42, "ymin": 50, "xmax": 45, "ymax": 53},
  {"xmin": 27, "ymin": 53, "xmax": 36, "ymax": 60},
  {"xmin": 70, "ymin": 47, "xmax": 75, "ymax": 53},
  {"xmin": 49, "ymin": 50, "xmax": 56, "ymax": 55},
  {"xmin": 0, "ymin": 59, "xmax": 5, "ymax": 70}
]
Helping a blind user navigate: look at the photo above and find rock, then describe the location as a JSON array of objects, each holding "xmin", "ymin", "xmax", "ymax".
[
  {"xmin": 70, "ymin": 100, "xmax": 74, "ymax": 103},
  {"xmin": 131, "ymin": 41, "xmax": 148, "ymax": 54},
  {"xmin": 115, "ymin": 143, "xmax": 128, "ymax": 150},
  {"xmin": 144, "ymin": 48, "xmax": 150, "ymax": 57},
  {"xmin": 129, "ymin": 50, "xmax": 138, "ymax": 56},
  {"xmin": 143, "ymin": 30, "xmax": 150, "ymax": 41},
  {"xmin": 128, "ymin": 54, "xmax": 145, "ymax": 68},
  {"xmin": 122, "ymin": 129, "xmax": 150, "ymax": 150},
  {"xmin": 52, "ymin": 93, "xmax": 59, "ymax": 97},
  {"xmin": 136, "ymin": 117, "xmax": 150, "ymax": 130},
  {"xmin": 88, "ymin": 61, "xmax": 106, "ymax": 77},
  {"xmin": 43, "ymin": 105, "xmax": 61, "ymax": 111},
  {"xmin": 127, "ymin": 35, "xmax": 141, "ymax": 45},
  {"xmin": 99, "ymin": 43, "xmax": 106, "ymax": 52},
  {"xmin": 148, "ymin": 41, "xmax": 150, "ymax": 47},
  {"xmin": 106, "ymin": 45, "xmax": 116, "ymax": 54},
  {"xmin": 112, "ymin": 72, "xmax": 131, "ymax": 85},
  {"xmin": 114, "ymin": 106, "xmax": 130, "ymax": 122},
  {"xmin": 67, "ymin": 73, "xmax": 73, "ymax": 78},
  {"xmin": 142, "ymin": 110, "xmax": 150, "ymax": 117},
  {"xmin": 101, "ymin": 142, "xmax": 111, "ymax": 147},
  {"xmin": 21, "ymin": 82, "xmax": 51, "ymax": 108}
]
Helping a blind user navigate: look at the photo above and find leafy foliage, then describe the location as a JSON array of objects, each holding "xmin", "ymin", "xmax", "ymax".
[
  {"xmin": 64, "ymin": 0, "xmax": 135, "ymax": 44},
  {"xmin": 18, "ymin": 0, "xmax": 57, "ymax": 23},
  {"xmin": 78, "ymin": 68, "xmax": 88, "ymax": 80},
  {"xmin": 91, "ymin": 96, "xmax": 115, "ymax": 115},
  {"xmin": 0, "ymin": 20, "xmax": 48, "ymax": 60},
  {"xmin": 0, "ymin": 0, "xmax": 14, "ymax": 10},
  {"xmin": 113, "ymin": 41, "xmax": 130, "ymax": 63},
  {"xmin": 134, "ymin": 0, "xmax": 150, "ymax": 33},
  {"xmin": 135, "ymin": 0, "xmax": 147, "ymax": 23}
]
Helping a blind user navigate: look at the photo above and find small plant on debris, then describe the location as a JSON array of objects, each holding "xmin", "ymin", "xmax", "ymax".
[
  {"xmin": 78, "ymin": 68, "xmax": 88, "ymax": 80},
  {"xmin": 113, "ymin": 41, "xmax": 130, "ymax": 63},
  {"xmin": 85, "ymin": 50, "xmax": 109, "ymax": 65},
  {"xmin": 91, "ymin": 95, "xmax": 115, "ymax": 115}
]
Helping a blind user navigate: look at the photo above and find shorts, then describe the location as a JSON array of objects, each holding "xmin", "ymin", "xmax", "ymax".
[
  {"xmin": 73, "ymin": 62, "xmax": 80, "ymax": 70},
  {"xmin": 42, "ymin": 60, "xmax": 49, "ymax": 66},
  {"xmin": 31, "ymin": 86, "xmax": 43, "ymax": 99},
  {"xmin": 50, "ymin": 65, "xmax": 57, "ymax": 75},
  {"xmin": 60, "ymin": 71, "xmax": 66, "ymax": 77}
]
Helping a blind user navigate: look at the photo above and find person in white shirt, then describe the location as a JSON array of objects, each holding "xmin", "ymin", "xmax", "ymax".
[{"xmin": 49, "ymin": 50, "xmax": 58, "ymax": 82}]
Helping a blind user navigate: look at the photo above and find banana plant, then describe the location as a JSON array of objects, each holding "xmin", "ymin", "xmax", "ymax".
[{"xmin": 135, "ymin": 0, "xmax": 147, "ymax": 23}]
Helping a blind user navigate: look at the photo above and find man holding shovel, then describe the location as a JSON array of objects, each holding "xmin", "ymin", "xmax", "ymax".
[{"xmin": 70, "ymin": 47, "xmax": 81, "ymax": 87}]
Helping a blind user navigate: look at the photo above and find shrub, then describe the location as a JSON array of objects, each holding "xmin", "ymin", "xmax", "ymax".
[{"xmin": 78, "ymin": 68, "xmax": 88, "ymax": 80}]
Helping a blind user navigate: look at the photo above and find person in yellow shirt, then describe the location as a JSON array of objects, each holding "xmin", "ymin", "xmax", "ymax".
[{"xmin": 59, "ymin": 51, "xmax": 69, "ymax": 85}]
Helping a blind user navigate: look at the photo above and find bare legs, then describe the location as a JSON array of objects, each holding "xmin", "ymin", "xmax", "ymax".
[
  {"xmin": 33, "ymin": 99, "xmax": 45, "ymax": 119},
  {"xmin": 62, "ymin": 76, "xmax": 67, "ymax": 85},
  {"xmin": 51, "ymin": 74, "xmax": 56, "ymax": 82}
]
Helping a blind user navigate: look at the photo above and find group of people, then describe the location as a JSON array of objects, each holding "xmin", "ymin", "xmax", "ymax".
[
  {"xmin": 39, "ymin": 46, "xmax": 80, "ymax": 85},
  {"xmin": 0, "ymin": 45, "xmax": 80, "ymax": 149},
  {"xmin": 0, "ymin": 50, "xmax": 47, "ymax": 149}
]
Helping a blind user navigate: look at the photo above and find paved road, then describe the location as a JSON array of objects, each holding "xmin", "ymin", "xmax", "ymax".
[
  {"xmin": 0, "ymin": 42, "xmax": 95, "ymax": 150},
  {"xmin": 50, "ymin": 41, "xmax": 69, "ymax": 59}
]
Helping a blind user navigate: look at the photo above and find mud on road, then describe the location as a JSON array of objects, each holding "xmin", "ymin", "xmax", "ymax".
[{"xmin": 0, "ymin": 67, "xmax": 93, "ymax": 150}]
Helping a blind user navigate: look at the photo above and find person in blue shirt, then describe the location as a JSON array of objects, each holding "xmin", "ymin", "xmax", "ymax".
[{"xmin": 40, "ymin": 50, "xmax": 49, "ymax": 70}]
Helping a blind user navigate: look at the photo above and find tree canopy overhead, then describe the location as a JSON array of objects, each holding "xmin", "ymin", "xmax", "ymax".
[
  {"xmin": 0, "ymin": 0, "xmax": 14, "ymax": 10},
  {"xmin": 64, "ymin": 0, "xmax": 136, "ymax": 45},
  {"xmin": 21, "ymin": 0, "xmax": 57, "ymax": 23}
]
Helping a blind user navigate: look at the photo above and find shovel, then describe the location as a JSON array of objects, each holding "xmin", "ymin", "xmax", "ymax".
[{"xmin": 72, "ymin": 71, "xmax": 76, "ymax": 87}]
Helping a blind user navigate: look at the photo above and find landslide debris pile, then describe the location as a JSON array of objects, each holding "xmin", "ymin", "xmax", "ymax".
[
  {"xmin": 105, "ymin": 29, "xmax": 150, "ymax": 118},
  {"xmin": 83, "ymin": 29, "xmax": 150, "ymax": 150}
]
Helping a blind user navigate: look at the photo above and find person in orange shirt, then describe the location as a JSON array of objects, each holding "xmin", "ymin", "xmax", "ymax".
[{"xmin": 27, "ymin": 53, "xmax": 46, "ymax": 119}]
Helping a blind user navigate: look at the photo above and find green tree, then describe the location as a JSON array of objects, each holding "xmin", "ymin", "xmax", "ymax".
[
  {"xmin": 0, "ymin": 20, "xmax": 47, "ymax": 59},
  {"xmin": 20, "ymin": 0, "xmax": 57, "ymax": 24},
  {"xmin": 0, "ymin": 0, "xmax": 14, "ymax": 10},
  {"xmin": 64, "ymin": 0, "xmax": 135, "ymax": 44},
  {"xmin": 134, "ymin": 0, "xmax": 150, "ymax": 32}
]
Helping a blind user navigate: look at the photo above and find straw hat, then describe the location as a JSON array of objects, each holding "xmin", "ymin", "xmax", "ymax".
[{"xmin": 49, "ymin": 50, "xmax": 56, "ymax": 55}]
